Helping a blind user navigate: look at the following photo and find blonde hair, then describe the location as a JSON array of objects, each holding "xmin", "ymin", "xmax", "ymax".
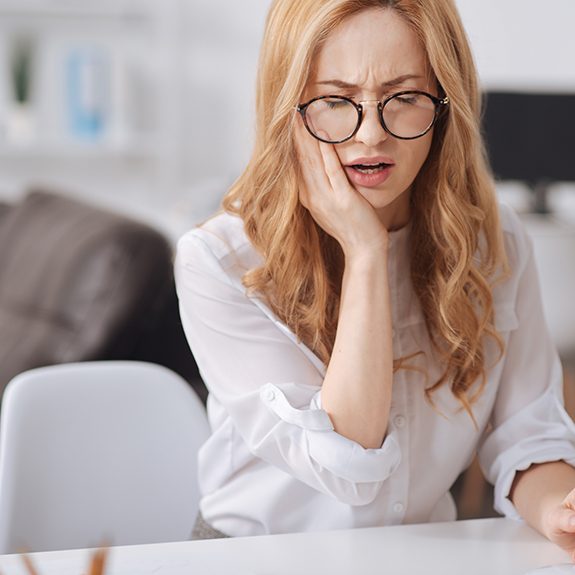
[{"xmin": 222, "ymin": 0, "xmax": 508, "ymax": 415}]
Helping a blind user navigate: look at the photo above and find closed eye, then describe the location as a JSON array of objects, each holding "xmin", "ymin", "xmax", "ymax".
[
  {"xmin": 393, "ymin": 94, "xmax": 419, "ymax": 106},
  {"xmin": 325, "ymin": 99, "xmax": 349, "ymax": 109}
]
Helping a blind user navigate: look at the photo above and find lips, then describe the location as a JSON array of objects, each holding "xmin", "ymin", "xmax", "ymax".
[
  {"xmin": 344, "ymin": 156, "xmax": 395, "ymax": 188},
  {"xmin": 352, "ymin": 162, "xmax": 391, "ymax": 174},
  {"xmin": 346, "ymin": 156, "xmax": 395, "ymax": 170}
]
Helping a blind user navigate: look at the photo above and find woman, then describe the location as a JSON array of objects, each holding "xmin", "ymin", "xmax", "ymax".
[{"xmin": 175, "ymin": 0, "xmax": 575, "ymax": 555}]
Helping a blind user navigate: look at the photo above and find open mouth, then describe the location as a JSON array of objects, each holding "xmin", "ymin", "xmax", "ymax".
[{"xmin": 351, "ymin": 162, "xmax": 392, "ymax": 174}]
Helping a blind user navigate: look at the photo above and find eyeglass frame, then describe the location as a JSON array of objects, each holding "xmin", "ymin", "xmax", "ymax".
[{"xmin": 296, "ymin": 90, "xmax": 450, "ymax": 144}]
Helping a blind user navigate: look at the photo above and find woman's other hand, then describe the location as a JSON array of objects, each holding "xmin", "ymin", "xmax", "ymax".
[
  {"xmin": 512, "ymin": 461, "xmax": 575, "ymax": 562},
  {"xmin": 543, "ymin": 485, "xmax": 575, "ymax": 561}
]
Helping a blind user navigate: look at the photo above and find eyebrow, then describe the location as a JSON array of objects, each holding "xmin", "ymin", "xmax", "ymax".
[{"xmin": 315, "ymin": 74, "xmax": 422, "ymax": 89}]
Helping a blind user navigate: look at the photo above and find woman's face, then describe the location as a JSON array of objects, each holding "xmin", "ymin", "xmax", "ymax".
[{"xmin": 304, "ymin": 8, "xmax": 435, "ymax": 226}]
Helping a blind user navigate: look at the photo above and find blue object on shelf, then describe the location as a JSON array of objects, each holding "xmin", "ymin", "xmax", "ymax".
[{"xmin": 66, "ymin": 48, "xmax": 109, "ymax": 141}]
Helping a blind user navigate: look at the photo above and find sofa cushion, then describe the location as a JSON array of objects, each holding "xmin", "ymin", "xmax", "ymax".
[
  {"xmin": 0, "ymin": 190, "xmax": 181, "ymax": 393},
  {"xmin": 0, "ymin": 201, "xmax": 11, "ymax": 229}
]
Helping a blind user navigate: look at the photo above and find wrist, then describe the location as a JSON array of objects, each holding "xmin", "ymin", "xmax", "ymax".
[
  {"xmin": 342, "ymin": 237, "xmax": 389, "ymax": 264},
  {"xmin": 344, "ymin": 249, "xmax": 389, "ymax": 275}
]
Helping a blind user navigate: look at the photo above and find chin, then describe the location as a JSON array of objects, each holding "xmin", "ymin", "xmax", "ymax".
[
  {"xmin": 354, "ymin": 182, "xmax": 412, "ymax": 224},
  {"xmin": 356, "ymin": 184, "xmax": 401, "ymax": 209}
]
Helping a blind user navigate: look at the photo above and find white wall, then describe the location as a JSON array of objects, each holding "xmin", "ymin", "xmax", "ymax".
[
  {"xmin": 174, "ymin": 0, "xmax": 272, "ymax": 228},
  {"xmin": 455, "ymin": 0, "xmax": 575, "ymax": 91}
]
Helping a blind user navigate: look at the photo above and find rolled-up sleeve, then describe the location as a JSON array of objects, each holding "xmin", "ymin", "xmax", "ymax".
[
  {"xmin": 175, "ymin": 231, "xmax": 401, "ymax": 506},
  {"xmin": 478, "ymin": 213, "xmax": 575, "ymax": 518}
]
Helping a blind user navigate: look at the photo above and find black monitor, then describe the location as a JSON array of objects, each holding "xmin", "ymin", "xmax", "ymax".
[{"xmin": 481, "ymin": 91, "xmax": 575, "ymax": 213}]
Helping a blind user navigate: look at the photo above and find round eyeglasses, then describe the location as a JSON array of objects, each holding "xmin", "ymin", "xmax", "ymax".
[{"xmin": 297, "ymin": 90, "xmax": 450, "ymax": 144}]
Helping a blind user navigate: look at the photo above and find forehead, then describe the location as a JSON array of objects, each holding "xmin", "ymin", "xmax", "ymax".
[{"xmin": 311, "ymin": 8, "xmax": 428, "ymax": 87}]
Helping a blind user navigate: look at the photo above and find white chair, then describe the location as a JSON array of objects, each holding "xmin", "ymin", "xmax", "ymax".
[{"xmin": 0, "ymin": 361, "xmax": 211, "ymax": 554}]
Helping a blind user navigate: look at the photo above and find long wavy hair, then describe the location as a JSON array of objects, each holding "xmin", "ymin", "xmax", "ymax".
[{"xmin": 222, "ymin": 0, "xmax": 508, "ymax": 415}]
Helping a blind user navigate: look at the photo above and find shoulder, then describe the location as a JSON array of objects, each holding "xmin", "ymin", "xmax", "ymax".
[
  {"xmin": 176, "ymin": 211, "xmax": 263, "ymax": 279},
  {"xmin": 497, "ymin": 202, "xmax": 533, "ymax": 277},
  {"xmin": 489, "ymin": 203, "xmax": 534, "ymax": 313}
]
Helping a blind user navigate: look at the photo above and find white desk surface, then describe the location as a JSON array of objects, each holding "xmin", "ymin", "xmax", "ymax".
[{"xmin": 0, "ymin": 518, "xmax": 570, "ymax": 575}]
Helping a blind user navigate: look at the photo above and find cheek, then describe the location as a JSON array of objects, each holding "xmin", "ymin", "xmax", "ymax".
[{"xmin": 402, "ymin": 135, "xmax": 433, "ymax": 176}]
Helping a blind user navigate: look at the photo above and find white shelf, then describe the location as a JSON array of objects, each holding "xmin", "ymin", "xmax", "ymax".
[
  {"xmin": 0, "ymin": 0, "xmax": 189, "ymax": 229},
  {"xmin": 0, "ymin": 0, "xmax": 152, "ymax": 21},
  {"xmin": 0, "ymin": 138, "xmax": 157, "ymax": 161}
]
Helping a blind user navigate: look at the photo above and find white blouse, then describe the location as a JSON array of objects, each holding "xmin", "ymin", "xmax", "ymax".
[{"xmin": 175, "ymin": 203, "xmax": 575, "ymax": 537}]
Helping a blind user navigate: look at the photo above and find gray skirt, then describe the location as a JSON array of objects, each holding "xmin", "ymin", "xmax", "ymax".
[{"xmin": 191, "ymin": 512, "xmax": 230, "ymax": 539}]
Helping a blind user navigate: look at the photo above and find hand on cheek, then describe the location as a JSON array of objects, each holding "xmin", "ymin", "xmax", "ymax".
[{"xmin": 294, "ymin": 117, "xmax": 389, "ymax": 258}]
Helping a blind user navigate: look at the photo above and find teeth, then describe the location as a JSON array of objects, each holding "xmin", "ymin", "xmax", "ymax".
[{"xmin": 354, "ymin": 162, "xmax": 387, "ymax": 174}]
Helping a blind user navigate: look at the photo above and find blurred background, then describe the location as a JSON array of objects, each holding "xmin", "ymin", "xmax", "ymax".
[
  {"xmin": 0, "ymin": 0, "xmax": 574, "ymax": 516},
  {"xmin": 0, "ymin": 0, "xmax": 269, "ymax": 240},
  {"xmin": 1, "ymin": 5, "xmax": 574, "ymax": 353},
  {"xmin": 0, "ymin": 0, "xmax": 574, "ymax": 232},
  {"xmin": 2, "ymin": 0, "xmax": 573, "ymax": 342}
]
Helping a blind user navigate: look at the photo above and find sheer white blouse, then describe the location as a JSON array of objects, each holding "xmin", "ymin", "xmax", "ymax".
[{"xmin": 175, "ymin": 203, "xmax": 575, "ymax": 537}]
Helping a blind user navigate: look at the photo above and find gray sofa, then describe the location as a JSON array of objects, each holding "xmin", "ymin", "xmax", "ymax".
[{"xmin": 0, "ymin": 189, "xmax": 206, "ymax": 402}]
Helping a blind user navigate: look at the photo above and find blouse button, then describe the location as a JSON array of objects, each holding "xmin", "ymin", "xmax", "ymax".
[
  {"xmin": 262, "ymin": 388, "xmax": 276, "ymax": 402},
  {"xmin": 393, "ymin": 415, "xmax": 406, "ymax": 428},
  {"xmin": 393, "ymin": 502, "xmax": 404, "ymax": 514}
]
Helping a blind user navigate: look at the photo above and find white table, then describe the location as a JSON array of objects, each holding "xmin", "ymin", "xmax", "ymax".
[{"xmin": 0, "ymin": 518, "xmax": 570, "ymax": 575}]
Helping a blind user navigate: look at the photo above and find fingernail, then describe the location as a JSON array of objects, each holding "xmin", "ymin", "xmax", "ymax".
[{"xmin": 569, "ymin": 516, "xmax": 575, "ymax": 528}]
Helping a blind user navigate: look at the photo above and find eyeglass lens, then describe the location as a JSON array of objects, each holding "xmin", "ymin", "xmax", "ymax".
[{"xmin": 304, "ymin": 92, "xmax": 437, "ymax": 142}]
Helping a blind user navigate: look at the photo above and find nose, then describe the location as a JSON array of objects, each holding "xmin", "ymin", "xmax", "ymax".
[{"xmin": 354, "ymin": 101, "xmax": 388, "ymax": 147}]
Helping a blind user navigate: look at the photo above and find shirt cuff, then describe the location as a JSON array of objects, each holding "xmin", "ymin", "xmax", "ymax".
[
  {"xmin": 260, "ymin": 383, "xmax": 402, "ymax": 483},
  {"xmin": 259, "ymin": 382, "xmax": 333, "ymax": 431},
  {"xmin": 479, "ymin": 389, "xmax": 575, "ymax": 519}
]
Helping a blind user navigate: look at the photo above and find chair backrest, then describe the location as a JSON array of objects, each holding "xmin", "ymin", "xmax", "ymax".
[{"xmin": 0, "ymin": 361, "xmax": 211, "ymax": 554}]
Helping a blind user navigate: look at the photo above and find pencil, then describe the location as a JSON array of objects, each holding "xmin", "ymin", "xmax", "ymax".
[{"xmin": 88, "ymin": 547, "xmax": 108, "ymax": 575}]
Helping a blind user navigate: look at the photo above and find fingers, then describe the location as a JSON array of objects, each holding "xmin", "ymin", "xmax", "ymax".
[
  {"xmin": 293, "ymin": 116, "xmax": 333, "ymax": 210},
  {"xmin": 551, "ymin": 507, "xmax": 575, "ymax": 534},
  {"xmin": 546, "ymin": 506, "xmax": 575, "ymax": 562},
  {"xmin": 318, "ymin": 139, "xmax": 352, "ymax": 195},
  {"xmin": 294, "ymin": 116, "xmax": 352, "ymax": 199},
  {"xmin": 294, "ymin": 118, "xmax": 328, "ymax": 178}
]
